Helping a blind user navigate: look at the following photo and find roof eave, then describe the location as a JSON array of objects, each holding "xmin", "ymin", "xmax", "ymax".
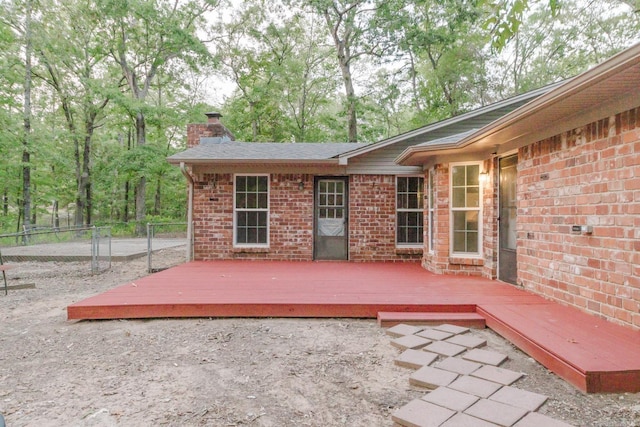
[
  {"xmin": 396, "ymin": 141, "xmax": 487, "ymax": 166},
  {"xmin": 396, "ymin": 42, "xmax": 640, "ymax": 165},
  {"xmin": 340, "ymin": 83, "xmax": 561, "ymax": 161},
  {"xmin": 167, "ymin": 157, "xmax": 341, "ymax": 166}
]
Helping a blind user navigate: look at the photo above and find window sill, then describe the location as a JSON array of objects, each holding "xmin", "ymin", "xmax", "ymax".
[
  {"xmin": 233, "ymin": 246, "xmax": 270, "ymax": 254},
  {"xmin": 449, "ymin": 256, "xmax": 484, "ymax": 266},
  {"xmin": 396, "ymin": 247, "xmax": 423, "ymax": 255}
]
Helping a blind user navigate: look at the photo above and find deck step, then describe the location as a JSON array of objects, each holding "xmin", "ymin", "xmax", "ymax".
[
  {"xmin": 477, "ymin": 303, "xmax": 640, "ymax": 393},
  {"xmin": 377, "ymin": 311, "xmax": 486, "ymax": 328}
]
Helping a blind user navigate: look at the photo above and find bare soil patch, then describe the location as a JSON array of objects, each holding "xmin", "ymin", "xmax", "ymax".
[{"xmin": 0, "ymin": 249, "xmax": 638, "ymax": 426}]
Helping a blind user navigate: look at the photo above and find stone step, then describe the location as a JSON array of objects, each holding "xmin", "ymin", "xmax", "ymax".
[{"xmin": 377, "ymin": 311, "xmax": 486, "ymax": 328}]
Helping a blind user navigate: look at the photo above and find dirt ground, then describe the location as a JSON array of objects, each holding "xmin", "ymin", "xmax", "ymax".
[{"xmin": 0, "ymin": 248, "xmax": 639, "ymax": 427}]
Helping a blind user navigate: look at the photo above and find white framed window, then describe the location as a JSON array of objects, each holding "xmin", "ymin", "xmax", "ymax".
[
  {"xmin": 234, "ymin": 174, "xmax": 269, "ymax": 246},
  {"xmin": 450, "ymin": 163, "xmax": 481, "ymax": 255},
  {"xmin": 396, "ymin": 176, "xmax": 424, "ymax": 246},
  {"xmin": 428, "ymin": 169, "xmax": 435, "ymax": 253}
]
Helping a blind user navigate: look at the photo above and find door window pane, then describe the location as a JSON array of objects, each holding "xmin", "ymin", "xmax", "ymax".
[{"xmin": 317, "ymin": 179, "xmax": 346, "ymax": 237}]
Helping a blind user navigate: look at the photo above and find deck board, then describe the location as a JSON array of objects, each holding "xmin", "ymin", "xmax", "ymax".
[
  {"xmin": 67, "ymin": 260, "xmax": 640, "ymax": 393},
  {"xmin": 477, "ymin": 303, "xmax": 640, "ymax": 392}
]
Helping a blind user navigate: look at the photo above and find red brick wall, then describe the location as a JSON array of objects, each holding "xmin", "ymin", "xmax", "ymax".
[
  {"xmin": 349, "ymin": 175, "xmax": 421, "ymax": 261},
  {"xmin": 268, "ymin": 174, "xmax": 314, "ymax": 259},
  {"xmin": 518, "ymin": 108, "xmax": 640, "ymax": 329},
  {"xmin": 192, "ymin": 173, "xmax": 420, "ymax": 262},
  {"xmin": 422, "ymin": 164, "xmax": 493, "ymax": 276},
  {"xmin": 482, "ymin": 158, "xmax": 498, "ymax": 279},
  {"xmin": 193, "ymin": 173, "xmax": 234, "ymax": 260},
  {"xmin": 423, "ymin": 165, "xmax": 450, "ymax": 273},
  {"xmin": 187, "ymin": 122, "xmax": 234, "ymax": 148},
  {"xmin": 192, "ymin": 173, "xmax": 314, "ymax": 260}
]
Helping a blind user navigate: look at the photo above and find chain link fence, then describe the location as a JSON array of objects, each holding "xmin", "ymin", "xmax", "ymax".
[
  {"xmin": 0, "ymin": 226, "xmax": 112, "ymax": 274},
  {"xmin": 91, "ymin": 227, "xmax": 112, "ymax": 274},
  {"xmin": 147, "ymin": 222, "xmax": 188, "ymax": 273},
  {"xmin": 0, "ymin": 222, "xmax": 188, "ymax": 275}
]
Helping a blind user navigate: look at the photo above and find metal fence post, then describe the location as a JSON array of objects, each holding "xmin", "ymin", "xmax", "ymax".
[
  {"xmin": 105, "ymin": 227, "xmax": 112, "ymax": 271},
  {"xmin": 91, "ymin": 226, "xmax": 98, "ymax": 274},
  {"xmin": 147, "ymin": 222, "xmax": 152, "ymax": 273}
]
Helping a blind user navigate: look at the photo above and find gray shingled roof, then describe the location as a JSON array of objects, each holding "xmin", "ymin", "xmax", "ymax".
[
  {"xmin": 416, "ymin": 128, "xmax": 480, "ymax": 148},
  {"xmin": 167, "ymin": 140, "xmax": 370, "ymax": 163}
]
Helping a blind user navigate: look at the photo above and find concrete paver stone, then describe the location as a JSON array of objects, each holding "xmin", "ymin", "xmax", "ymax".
[
  {"xmin": 417, "ymin": 328, "xmax": 454, "ymax": 341},
  {"xmin": 410, "ymin": 366, "xmax": 459, "ymax": 389},
  {"xmin": 435, "ymin": 357, "xmax": 482, "ymax": 375},
  {"xmin": 489, "ymin": 386, "xmax": 548, "ymax": 411},
  {"xmin": 387, "ymin": 324, "xmax": 425, "ymax": 337},
  {"xmin": 448, "ymin": 375, "xmax": 503, "ymax": 398},
  {"xmin": 392, "ymin": 399, "xmax": 456, "ymax": 427},
  {"xmin": 441, "ymin": 412, "xmax": 501, "ymax": 427},
  {"xmin": 471, "ymin": 365, "xmax": 524, "ymax": 385},
  {"xmin": 464, "ymin": 399, "xmax": 529, "ymax": 426},
  {"xmin": 445, "ymin": 334, "xmax": 487, "ymax": 349},
  {"xmin": 395, "ymin": 349, "xmax": 439, "ymax": 369},
  {"xmin": 433, "ymin": 324, "xmax": 470, "ymax": 335},
  {"xmin": 424, "ymin": 340, "xmax": 467, "ymax": 357},
  {"xmin": 391, "ymin": 334, "xmax": 432, "ymax": 350},
  {"xmin": 421, "ymin": 386, "xmax": 480, "ymax": 412},
  {"xmin": 513, "ymin": 412, "xmax": 575, "ymax": 427},
  {"xmin": 462, "ymin": 348, "xmax": 508, "ymax": 366}
]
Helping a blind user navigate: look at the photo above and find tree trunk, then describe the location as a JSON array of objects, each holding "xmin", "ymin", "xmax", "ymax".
[
  {"xmin": 122, "ymin": 180, "xmax": 129, "ymax": 223},
  {"xmin": 16, "ymin": 200, "xmax": 23, "ymax": 235},
  {"xmin": 121, "ymin": 129, "xmax": 131, "ymax": 223},
  {"xmin": 22, "ymin": 0, "xmax": 33, "ymax": 241},
  {"xmin": 153, "ymin": 176, "xmax": 161, "ymax": 216},
  {"xmin": 339, "ymin": 57, "xmax": 357, "ymax": 142},
  {"xmin": 83, "ymin": 120, "xmax": 93, "ymax": 225},
  {"xmin": 52, "ymin": 200, "xmax": 59, "ymax": 229},
  {"xmin": 74, "ymin": 174, "xmax": 85, "ymax": 227},
  {"xmin": 86, "ymin": 180, "xmax": 92, "ymax": 225},
  {"xmin": 31, "ymin": 197, "xmax": 36, "ymax": 225},
  {"xmin": 325, "ymin": 10, "xmax": 358, "ymax": 142},
  {"xmin": 408, "ymin": 50, "xmax": 423, "ymax": 114},
  {"xmin": 135, "ymin": 112, "xmax": 146, "ymax": 235},
  {"xmin": 250, "ymin": 101, "xmax": 258, "ymax": 140}
]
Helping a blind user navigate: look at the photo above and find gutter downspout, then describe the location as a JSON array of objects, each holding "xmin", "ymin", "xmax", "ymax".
[{"xmin": 180, "ymin": 162, "xmax": 194, "ymax": 262}]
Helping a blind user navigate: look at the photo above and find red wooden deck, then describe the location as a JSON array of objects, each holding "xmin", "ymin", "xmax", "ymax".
[{"xmin": 67, "ymin": 260, "xmax": 640, "ymax": 393}]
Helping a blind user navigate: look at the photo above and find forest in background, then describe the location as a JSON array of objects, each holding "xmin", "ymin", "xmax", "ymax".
[{"xmin": 0, "ymin": 0, "xmax": 638, "ymax": 235}]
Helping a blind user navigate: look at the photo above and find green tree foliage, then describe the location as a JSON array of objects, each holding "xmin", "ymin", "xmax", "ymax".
[
  {"xmin": 96, "ymin": 0, "xmax": 216, "ymax": 234},
  {"xmin": 214, "ymin": 2, "xmax": 343, "ymax": 142},
  {"xmin": 494, "ymin": 0, "xmax": 640, "ymax": 95},
  {"xmin": 34, "ymin": 0, "xmax": 114, "ymax": 227},
  {"xmin": 0, "ymin": 0, "xmax": 638, "ymax": 235},
  {"xmin": 303, "ymin": 0, "xmax": 399, "ymax": 142},
  {"xmin": 0, "ymin": 0, "xmax": 221, "ymax": 233},
  {"xmin": 392, "ymin": 0, "xmax": 491, "ymax": 125},
  {"xmin": 0, "ymin": 18, "xmax": 23, "ymax": 230}
]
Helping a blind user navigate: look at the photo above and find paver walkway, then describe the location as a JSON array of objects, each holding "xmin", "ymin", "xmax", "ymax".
[{"xmin": 389, "ymin": 324, "xmax": 574, "ymax": 427}]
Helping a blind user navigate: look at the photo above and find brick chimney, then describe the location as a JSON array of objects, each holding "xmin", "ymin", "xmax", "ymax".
[{"xmin": 186, "ymin": 112, "xmax": 235, "ymax": 148}]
